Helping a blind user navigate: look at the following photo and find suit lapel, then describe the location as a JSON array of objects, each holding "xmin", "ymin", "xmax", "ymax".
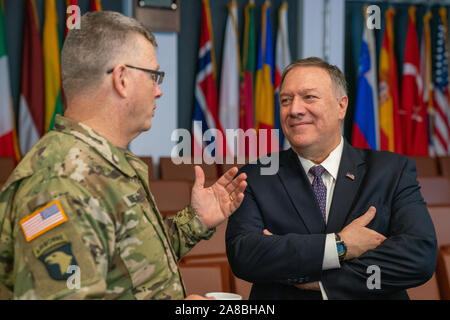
[
  {"xmin": 325, "ymin": 141, "xmax": 366, "ymax": 233},
  {"xmin": 277, "ymin": 149, "xmax": 326, "ymax": 234}
]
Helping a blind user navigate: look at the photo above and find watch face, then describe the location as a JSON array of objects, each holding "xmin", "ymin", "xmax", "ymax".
[{"xmin": 337, "ymin": 243, "xmax": 345, "ymax": 256}]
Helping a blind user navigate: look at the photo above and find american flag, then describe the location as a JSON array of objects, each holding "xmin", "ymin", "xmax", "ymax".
[
  {"xmin": 432, "ymin": 12, "xmax": 450, "ymax": 156},
  {"xmin": 20, "ymin": 201, "xmax": 67, "ymax": 242}
]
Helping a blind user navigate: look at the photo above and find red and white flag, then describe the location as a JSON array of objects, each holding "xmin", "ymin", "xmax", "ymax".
[
  {"xmin": 400, "ymin": 6, "xmax": 428, "ymax": 155},
  {"xmin": 432, "ymin": 8, "xmax": 450, "ymax": 156},
  {"xmin": 275, "ymin": 2, "xmax": 292, "ymax": 150},
  {"xmin": 218, "ymin": 1, "xmax": 239, "ymax": 156}
]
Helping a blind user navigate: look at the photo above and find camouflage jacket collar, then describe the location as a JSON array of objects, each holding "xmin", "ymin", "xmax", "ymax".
[{"xmin": 54, "ymin": 115, "xmax": 137, "ymax": 178}]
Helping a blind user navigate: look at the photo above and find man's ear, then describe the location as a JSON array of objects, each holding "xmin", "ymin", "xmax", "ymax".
[
  {"xmin": 338, "ymin": 95, "xmax": 349, "ymax": 120},
  {"xmin": 111, "ymin": 65, "xmax": 128, "ymax": 98}
]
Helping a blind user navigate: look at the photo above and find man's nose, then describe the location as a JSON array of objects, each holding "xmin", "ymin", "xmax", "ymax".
[
  {"xmin": 155, "ymin": 83, "xmax": 163, "ymax": 98},
  {"xmin": 289, "ymin": 96, "xmax": 307, "ymax": 116}
]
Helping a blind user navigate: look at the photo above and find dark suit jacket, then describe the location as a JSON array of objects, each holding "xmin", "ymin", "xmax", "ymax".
[{"xmin": 226, "ymin": 141, "xmax": 438, "ymax": 300}]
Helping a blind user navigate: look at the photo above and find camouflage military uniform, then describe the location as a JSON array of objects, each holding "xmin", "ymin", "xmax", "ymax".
[{"xmin": 0, "ymin": 115, "xmax": 214, "ymax": 299}]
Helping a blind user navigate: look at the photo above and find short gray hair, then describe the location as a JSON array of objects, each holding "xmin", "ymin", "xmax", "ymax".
[
  {"xmin": 62, "ymin": 11, "xmax": 157, "ymax": 100},
  {"xmin": 280, "ymin": 57, "xmax": 347, "ymax": 97}
]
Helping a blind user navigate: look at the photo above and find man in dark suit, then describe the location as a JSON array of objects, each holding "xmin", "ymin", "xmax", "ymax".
[{"xmin": 226, "ymin": 57, "xmax": 437, "ymax": 300}]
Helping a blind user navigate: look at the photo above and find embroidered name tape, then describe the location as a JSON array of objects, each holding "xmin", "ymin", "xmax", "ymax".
[{"xmin": 20, "ymin": 200, "xmax": 68, "ymax": 242}]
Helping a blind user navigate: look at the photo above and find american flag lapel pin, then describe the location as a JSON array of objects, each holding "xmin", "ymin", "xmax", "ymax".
[{"xmin": 345, "ymin": 172, "xmax": 355, "ymax": 181}]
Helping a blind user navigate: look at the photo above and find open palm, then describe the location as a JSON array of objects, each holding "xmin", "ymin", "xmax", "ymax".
[{"xmin": 190, "ymin": 166, "xmax": 247, "ymax": 229}]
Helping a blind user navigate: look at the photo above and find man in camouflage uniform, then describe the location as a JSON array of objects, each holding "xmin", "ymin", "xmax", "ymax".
[{"xmin": 0, "ymin": 11, "xmax": 247, "ymax": 299}]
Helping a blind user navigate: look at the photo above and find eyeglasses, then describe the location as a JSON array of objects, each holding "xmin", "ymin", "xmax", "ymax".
[{"xmin": 106, "ymin": 64, "xmax": 165, "ymax": 85}]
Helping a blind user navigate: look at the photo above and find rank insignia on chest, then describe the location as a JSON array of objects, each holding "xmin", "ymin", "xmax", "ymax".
[{"xmin": 123, "ymin": 189, "xmax": 146, "ymax": 206}]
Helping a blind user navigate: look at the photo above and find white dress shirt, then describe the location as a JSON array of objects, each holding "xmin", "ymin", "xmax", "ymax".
[{"xmin": 297, "ymin": 136, "xmax": 344, "ymax": 299}]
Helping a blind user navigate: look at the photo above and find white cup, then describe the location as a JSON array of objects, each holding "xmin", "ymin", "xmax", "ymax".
[{"xmin": 205, "ymin": 292, "xmax": 242, "ymax": 300}]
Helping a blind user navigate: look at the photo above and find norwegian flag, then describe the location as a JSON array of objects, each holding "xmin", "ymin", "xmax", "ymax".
[
  {"xmin": 192, "ymin": 0, "xmax": 226, "ymax": 158},
  {"xmin": 432, "ymin": 10, "xmax": 450, "ymax": 156}
]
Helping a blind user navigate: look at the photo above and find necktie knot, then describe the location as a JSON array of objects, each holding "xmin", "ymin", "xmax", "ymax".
[{"xmin": 309, "ymin": 165, "xmax": 326, "ymax": 178}]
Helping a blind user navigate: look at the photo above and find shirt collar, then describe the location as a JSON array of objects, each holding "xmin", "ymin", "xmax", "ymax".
[
  {"xmin": 54, "ymin": 115, "xmax": 137, "ymax": 178},
  {"xmin": 298, "ymin": 136, "xmax": 344, "ymax": 180}
]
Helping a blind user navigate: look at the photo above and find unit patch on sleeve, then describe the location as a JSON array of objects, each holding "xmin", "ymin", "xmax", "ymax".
[
  {"xmin": 20, "ymin": 200, "xmax": 68, "ymax": 242},
  {"xmin": 37, "ymin": 242, "xmax": 78, "ymax": 281}
]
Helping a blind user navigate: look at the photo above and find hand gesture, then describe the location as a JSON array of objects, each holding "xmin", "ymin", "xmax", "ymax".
[{"xmin": 191, "ymin": 166, "xmax": 247, "ymax": 229}]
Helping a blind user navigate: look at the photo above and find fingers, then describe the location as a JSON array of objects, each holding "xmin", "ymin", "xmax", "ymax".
[
  {"xmin": 229, "ymin": 187, "xmax": 245, "ymax": 213},
  {"xmin": 353, "ymin": 206, "xmax": 376, "ymax": 227},
  {"xmin": 216, "ymin": 167, "xmax": 239, "ymax": 187},
  {"xmin": 193, "ymin": 166, "xmax": 205, "ymax": 189},
  {"xmin": 224, "ymin": 172, "xmax": 247, "ymax": 194},
  {"xmin": 369, "ymin": 228, "xmax": 387, "ymax": 242},
  {"xmin": 219, "ymin": 167, "xmax": 247, "ymax": 210},
  {"xmin": 227, "ymin": 176, "xmax": 247, "ymax": 197},
  {"xmin": 263, "ymin": 229, "xmax": 273, "ymax": 236}
]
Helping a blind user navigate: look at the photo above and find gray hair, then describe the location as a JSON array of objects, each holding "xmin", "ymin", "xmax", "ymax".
[
  {"xmin": 62, "ymin": 11, "xmax": 157, "ymax": 100},
  {"xmin": 280, "ymin": 57, "xmax": 348, "ymax": 97}
]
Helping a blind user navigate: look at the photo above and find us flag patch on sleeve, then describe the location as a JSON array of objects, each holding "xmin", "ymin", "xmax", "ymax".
[{"xmin": 20, "ymin": 200, "xmax": 68, "ymax": 242}]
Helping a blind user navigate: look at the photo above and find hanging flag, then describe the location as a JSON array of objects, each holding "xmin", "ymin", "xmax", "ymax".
[
  {"xmin": 352, "ymin": 9, "xmax": 379, "ymax": 150},
  {"xmin": 432, "ymin": 8, "xmax": 450, "ymax": 156},
  {"xmin": 420, "ymin": 11, "xmax": 434, "ymax": 156},
  {"xmin": 90, "ymin": 0, "xmax": 102, "ymax": 11},
  {"xmin": 0, "ymin": 0, "xmax": 20, "ymax": 161},
  {"xmin": 44, "ymin": 0, "xmax": 63, "ymax": 133},
  {"xmin": 19, "ymin": 0, "xmax": 45, "ymax": 156},
  {"xmin": 65, "ymin": 0, "xmax": 79, "ymax": 38},
  {"xmin": 218, "ymin": 1, "xmax": 239, "ymax": 156},
  {"xmin": 254, "ymin": 1, "xmax": 277, "ymax": 154},
  {"xmin": 192, "ymin": 0, "xmax": 226, "ymax": 158},
  {"xmin": 400, "ymin": 6, "xmax": 427, "ymax": 156},
  {"xmin": 275, "ymin": 1, "xmax": 292, "ymax": 150},
  {"xmin": 378, "ymin": 8, "xmax": 402, "ymax": 154},
  {"xmin": 239, "ymin": 1, "xmax": 255, "ymax": 132}
]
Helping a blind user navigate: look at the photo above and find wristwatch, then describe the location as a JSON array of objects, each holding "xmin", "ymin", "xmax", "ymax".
[{"xmin": 335, "ymin": 233, "xmax": 347, "ymax": 263}]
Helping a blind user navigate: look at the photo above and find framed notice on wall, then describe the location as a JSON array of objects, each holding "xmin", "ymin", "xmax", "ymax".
[{"xmin": 135, "ymin": 0, "xmax": 180, "ymax": 33}]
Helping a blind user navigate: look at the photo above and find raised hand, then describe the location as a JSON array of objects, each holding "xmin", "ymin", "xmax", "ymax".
[{"xmin": 190, "ymin": 166, "xmax": 247, "ymax": 229}]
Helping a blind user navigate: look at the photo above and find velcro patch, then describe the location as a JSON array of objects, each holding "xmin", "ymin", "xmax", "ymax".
[
  {"xmin": 33, "ymin": 233, "xmax": 69, "ymax": 258},
  {"xmin": 38, "ymin": 243, "xmax": 78, "ymax": 281},
  {"xmin": 20, "ymin": 200, "xmax": 68, "ymax": 242}
]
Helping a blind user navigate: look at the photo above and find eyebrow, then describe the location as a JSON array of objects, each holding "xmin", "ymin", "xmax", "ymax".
[{"xmin": 280, "ymin": 88, "xmax": 319, "ymax": 96}]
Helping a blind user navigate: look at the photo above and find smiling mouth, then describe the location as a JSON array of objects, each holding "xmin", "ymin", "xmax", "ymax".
[{"xmin": 290, "ymin": 122, "xmax": 312, "ymax": 127}]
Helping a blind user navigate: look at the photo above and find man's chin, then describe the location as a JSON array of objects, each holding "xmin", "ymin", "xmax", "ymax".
[
  {"xmin": 285, "ymin": 136, "xmax": 313, "ymax": 149},
  {"xmin": 140, "ymin": 121, "xmax": 152, "ymax": 133}
]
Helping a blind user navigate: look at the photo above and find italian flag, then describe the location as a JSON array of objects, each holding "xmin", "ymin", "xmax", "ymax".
[
  {"xmin": 18, "ymin": 0, "xmax": 45, "ymax": 156},
  {"xmin": 0, "ymin": 0, "xmax": 20, "ymax": 161}
]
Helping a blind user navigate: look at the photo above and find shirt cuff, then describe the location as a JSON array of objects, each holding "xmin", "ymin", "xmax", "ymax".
[
  {"xmin": 173, "ymin": 205, "xmax": 215, "ymax": 240},
  {"xmin": 322, "ymin": 233, "xmax": 341, "ymax": 271},
  {"xmin": 319, "ymin": 281, "xmax": 328, "ymax": 300}
]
